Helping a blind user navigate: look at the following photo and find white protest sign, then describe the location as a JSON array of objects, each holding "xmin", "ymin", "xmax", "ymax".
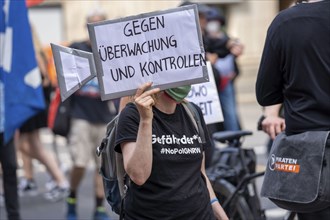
[
  {"xmin": 186, "ymin": 62, "xmax": 223, "ymax": 125},
  {"xmin": 88, "ymin": 5, "xmax": 208, "ymax": 100},
  {"xmin": 51, "ymin": 43, "xmax": 97, "ymax": 101}
]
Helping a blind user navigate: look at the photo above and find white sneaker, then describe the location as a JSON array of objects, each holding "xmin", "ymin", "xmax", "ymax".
[
  {"xmin": 45, "ymin": 178, "xmax": 57, "ymax": 192},
  {"xmin": 44, "ymin": 185, "xmax": 69, "ymax": 202},
  {"xmin": 18, "ymin": 178, "xmax": 38, "ymax": 197}
]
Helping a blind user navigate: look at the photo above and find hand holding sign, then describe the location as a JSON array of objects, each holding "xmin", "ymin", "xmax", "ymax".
[
  {"xmin": 88, "ymin": 5, "xmax": 208, "ymax": 100},
  {"xmin": 134, "ymin": 82, "xmax": 160, "ymax": 120},
  {"xmin": 52, "ymin": 5, "xmax": 207, "ymax": 102}
]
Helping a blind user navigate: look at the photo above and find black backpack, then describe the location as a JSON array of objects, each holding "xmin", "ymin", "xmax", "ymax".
[{"xmin": 96, "ymin": 101, "xmax": 205, "ymax": 219}]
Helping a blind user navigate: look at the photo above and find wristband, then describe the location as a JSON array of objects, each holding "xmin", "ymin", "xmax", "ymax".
[{"xmin": 210, "ymin": 198, "xmax": 219, "ymax": 205}]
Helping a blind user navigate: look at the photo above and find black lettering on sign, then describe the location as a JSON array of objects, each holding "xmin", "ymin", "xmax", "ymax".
[
  {"xmin": 123, "ymin": 16, "xmax": 165, "ymax": 37},
  {"xmin": 198, "ymin": 100, "xmax": 213, "ymax": 116},
  {"xmin": 139, "ymin": 53, "xmax": 206, "ymax": 76},
  {"xmin": 98, "ymin": 45, "xmax": 107, "ymax": 62},
  {"xmin": 110, "ymin": 66, "xmax": 135, "ymax": 81},
  {"xmin": 98, "ymin": 35, "xmax": 177, "ymax": 62},
  {"xmin": 187, "ymin": 85, "xmax": 208, "ymax": 98}
]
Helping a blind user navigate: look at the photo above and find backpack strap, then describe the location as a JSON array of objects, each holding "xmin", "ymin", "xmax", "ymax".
[{"xmin": 182, "ymin": 101, "xmax": 206, "ymax": 144}]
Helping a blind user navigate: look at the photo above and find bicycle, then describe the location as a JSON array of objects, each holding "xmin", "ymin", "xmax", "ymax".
[{"xmin": 206, "ymin": 130, "xmax": 297, "ymax": 220}]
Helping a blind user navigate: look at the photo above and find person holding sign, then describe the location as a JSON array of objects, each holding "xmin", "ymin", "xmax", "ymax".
[{"xmin": 115, "ymin": 82, "xmax": 228, "ymax": 220}]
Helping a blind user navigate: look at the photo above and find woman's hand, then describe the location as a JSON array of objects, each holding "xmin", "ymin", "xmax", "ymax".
[{"xmin": 134, "ymin": 82, "xmax": 160, "ymax": 121}]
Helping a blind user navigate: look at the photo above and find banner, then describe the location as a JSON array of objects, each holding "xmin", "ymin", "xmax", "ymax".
[
  {"xmin": 51, "ymin": 43, "xmax": 97, "ymax": 101},
  {"xmin": 186, "ymin": 62, "xmax": 223, "ymax": 124},
  {"xmin": 0, "ymin": 0, "xmax": 45, "ymax": 143},
  {"xmin": 88, "ymin": 5, "xmax": 208, "ymax": 100}
]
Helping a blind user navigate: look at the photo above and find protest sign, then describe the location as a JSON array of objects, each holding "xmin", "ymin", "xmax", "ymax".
[
  {"xmin": 51, "ymin": 43, "xmax": 97, "ymax": 101},
  {"xmin": 186, "ymin": 62, "xmax": 223, "ymax": 125},
  {"xmin": 88, "ymin": 5, "xmax": 208, "ymax": 100}
]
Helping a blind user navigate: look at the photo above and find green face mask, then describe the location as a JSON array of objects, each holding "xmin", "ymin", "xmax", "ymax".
[{"xmin": 165, "ymin": 85, "xmax": 192, "ymax": 103}]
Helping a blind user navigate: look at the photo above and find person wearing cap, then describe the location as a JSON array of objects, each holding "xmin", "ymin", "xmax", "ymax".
[{"xmin": 115, "ymin": 82, "xmax": 229, "ymax": 220}]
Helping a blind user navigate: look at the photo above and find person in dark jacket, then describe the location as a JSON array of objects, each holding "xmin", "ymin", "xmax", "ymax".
[{"xmin": 256, "ymin": 0, "xmax": 330, "ymax": 219}]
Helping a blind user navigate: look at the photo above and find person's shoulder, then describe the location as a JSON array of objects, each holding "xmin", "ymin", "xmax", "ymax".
[
  {"xmin": 191, "ymin": 102, "xmax": 203, "ymax": 116},
  {"xmin": 269, "ymin": 7, "xmax": 293, "ymax": 28},
  {"xmin": 183, "ymin": 101, "xmax": 203, "ymax": 117},
  {"xmin": 266, "ymin": 6, "xmax": 299, "ymax": 37},
  {"xmin": 270, "ymin": 3, "xmax": 319, "ymax": 27},
  {"xmin": 69, "ymin": 40, "xmax": 89, "ymax": 50},
  {"xmin": 120, "ymin": 102, "xmax": 138, "ymax": 118},
  {"xmin": 122, "ymin": 102, "xmax": 136, "ymax": 110},
  {"xmin": 188, "ymin": 101, "xmax": 200, "ymax": 109}
]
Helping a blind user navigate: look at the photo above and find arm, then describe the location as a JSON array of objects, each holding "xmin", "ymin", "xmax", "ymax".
[
  {"xmin": 204, "ymin": 35, "xmax": 230, "ymax": 58},
  {"xmin": 36, "ymin": 50, "xmax": 50, "ymax": 87},
  {"xmin": 121, "ymin": 82, "xmax": 160, "ymax": 186},
  {"xmin": 255, "ymin": 29, "xmax": 284, "ymax": 106},
  {"xmin": 261, "ymin": 104, "xmax": 285, "ymax": 140},
  {"xmin": 201, "ymin": 154, "xmax": 229, "ymax": 220},
  {"xmin": 227, "ymin": 39, "xmax": 244, "ymax": 57}
]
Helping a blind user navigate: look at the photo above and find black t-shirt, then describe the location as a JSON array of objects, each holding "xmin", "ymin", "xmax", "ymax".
[
  {"xmin": 68, "ymin": 41, "xmax": 116, "ymax": 123},
  {"xmin": 256, "ymin": 1, "xmax": 330, "ymax": 134},
  {"xmin": 115, "ymin": 103, "xmax": 215, "ymax": 220}
]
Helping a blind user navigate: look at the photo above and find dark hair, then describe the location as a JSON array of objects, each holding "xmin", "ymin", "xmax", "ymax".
[{"xmin": 206, "ymin": 7, "xmax": 226, "ymax": 26}]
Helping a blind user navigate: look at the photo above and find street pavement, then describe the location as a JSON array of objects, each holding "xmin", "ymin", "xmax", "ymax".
[{"xmin": 0, "ymin": 100, "xmax": 290, "ymax": 220}]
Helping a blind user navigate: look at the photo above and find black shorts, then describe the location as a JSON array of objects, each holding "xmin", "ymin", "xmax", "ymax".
[{"xmin": 19, "ymin": 110, "xmax": 48, "ymax": 133}]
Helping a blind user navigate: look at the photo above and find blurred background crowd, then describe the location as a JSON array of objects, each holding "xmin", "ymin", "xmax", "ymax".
[{"xmin": 1, "ymin": 0, "xmax": 298, "ymax": 220}]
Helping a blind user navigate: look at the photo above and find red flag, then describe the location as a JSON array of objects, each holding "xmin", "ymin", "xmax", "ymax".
[{"xmin": 26, "ymin": 0, "xmax": 44, "ymax": 8}]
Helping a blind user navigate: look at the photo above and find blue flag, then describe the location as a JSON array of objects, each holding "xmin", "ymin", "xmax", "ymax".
[{"xmin": 0, "ymin": 0, "xmax": 45, "ymax": 143}]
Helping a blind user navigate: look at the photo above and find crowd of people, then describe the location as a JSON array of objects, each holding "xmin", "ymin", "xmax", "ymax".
[
  {"xmin": 0, "ymin": 8, "xmax": 119, "ymax": 220},
  {"xmin": 1, "ymin": 0, "xmax": 329, "ymax": 220}
]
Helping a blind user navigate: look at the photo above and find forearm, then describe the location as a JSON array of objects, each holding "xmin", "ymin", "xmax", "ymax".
[
  {"xmin": 203, "ymin": 173, "xmax": 228, "ymax": 220},
  {"xmin": 261, "ymin": 104, "xmax": 285, "ymax": 139},
  {"xmin": 124, "ymin": 119, "xmax": 153, "ymax": 185},
  {"xmin": 201, "ymin": 155, "xmax": 229, "ymax": 220},
  {"xmin": 121, "ymin": 82, "xmax": 160, "ymax": 185},
  {"xmin": 263, "ymin": 104, "xmax": 282, "ymax": 117}
]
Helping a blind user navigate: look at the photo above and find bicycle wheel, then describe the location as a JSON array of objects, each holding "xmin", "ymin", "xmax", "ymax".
[{"xmin": 213, "ymin": 179, "xmax": 254, "ymax": 220}]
